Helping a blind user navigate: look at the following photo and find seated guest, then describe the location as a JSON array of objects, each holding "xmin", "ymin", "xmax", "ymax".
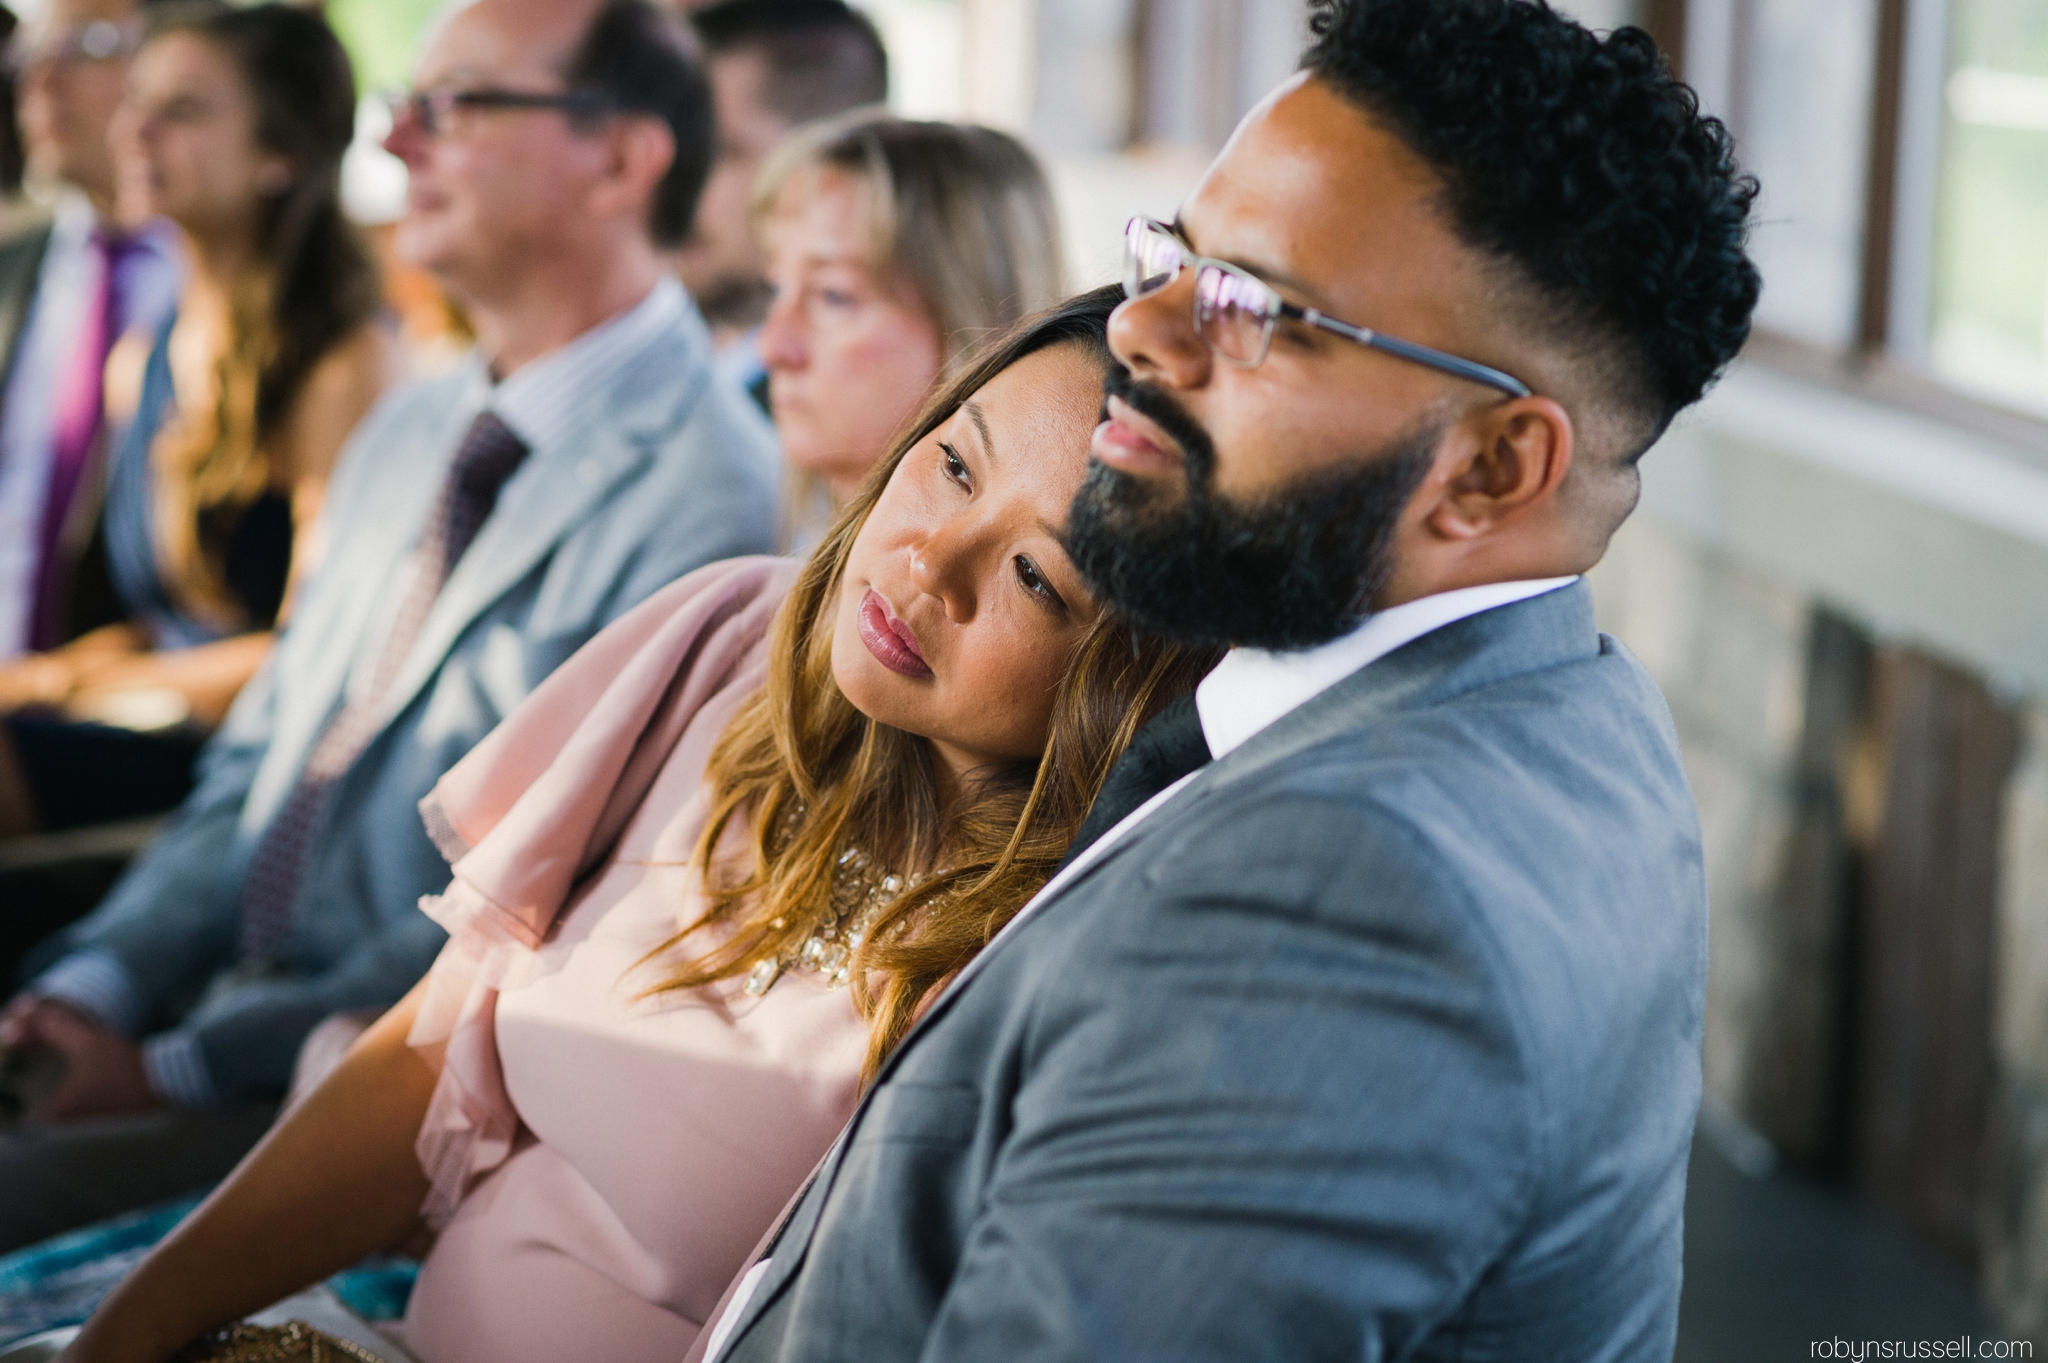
[
  {"xmin": 0, "ymin": 0, "xmax": 180, "ymax": 672},
  {"xmin": 59, "ymin": 288, "xmax": 1216, "ymax": 1363},
  {"xmin": 0, "ymin": 2, "xmax": 401, "ymax": 841},
  {"xmin": 695, "ymin": 2, "xmax": 1761, "ymax": 1360},
  {"xmin": 0, "ymin": 0, "xmax": 778, "ymax": 1252},
  {"xmin": 754, "ymin": 111, "xmax": 1063, "ymax": 548},
  {"xmin": 677, "ymin": 0, "xmax": 888, "ymax": 397}
]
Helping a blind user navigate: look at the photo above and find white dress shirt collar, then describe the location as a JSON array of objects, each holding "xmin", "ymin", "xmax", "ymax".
[
  {"xmin": 1194, "ymin": 576, "xmax": 1580, "ymax": 761},
  {"xmin": 48, "ymin": 189, "xmax": 96, "ymax": 249},
  {"xmin": 471, "ymin": 273, "xmax": 686, "ymax": 455}
]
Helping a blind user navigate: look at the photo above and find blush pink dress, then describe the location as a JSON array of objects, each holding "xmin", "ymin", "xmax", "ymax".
[{"xmin": 393, "ymin": 557, "xmax": 868, "ymax": 1363}]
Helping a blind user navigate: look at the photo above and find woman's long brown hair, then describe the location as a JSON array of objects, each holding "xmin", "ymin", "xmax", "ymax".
[
  {"xmin": 147, "ymin": 3, "xmax": 380, "ymax": 627},
  {"xmin": 647, "ymin": 285, "xmax": 1219, "ymax": 1081}
]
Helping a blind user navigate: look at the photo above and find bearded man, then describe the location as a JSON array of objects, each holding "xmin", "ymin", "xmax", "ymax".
[{"xmin": 699, "ymin": 1, "xmax": 1760, "ymax": 1358}]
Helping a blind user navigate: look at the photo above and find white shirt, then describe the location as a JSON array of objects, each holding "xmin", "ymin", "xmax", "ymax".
[
  {"xmin": 703, "ymin": 573, "xmax": 1579, "ymax": 1360},
  {"xmin": 475, "ymin": 272, "xmax": 687, "ymax": 455}
]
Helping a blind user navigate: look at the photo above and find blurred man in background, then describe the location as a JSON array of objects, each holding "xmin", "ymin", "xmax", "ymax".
[
  {"xmin": 0, "ymin": 0, "xmax": 177, "ymax": 665},
  {"xmin": 677, "ymin": 0, "xmax": 886, "ymax": 405},
  {"xmin": 0, "ymin": 0, "xmax": 779, "ymax": 1250}
]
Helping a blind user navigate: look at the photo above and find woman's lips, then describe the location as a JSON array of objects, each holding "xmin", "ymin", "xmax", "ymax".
[
  {"xmin": 1091, "ymin": 396, "xmax": 1184, "ymax": 477},
  {"xmin": 857, "ymin": 589, "xmax": 932, "ymax": 680}
]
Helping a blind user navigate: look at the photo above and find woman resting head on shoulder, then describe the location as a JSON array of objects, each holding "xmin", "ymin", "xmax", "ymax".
[
  {"xmin": 753, "ymin": 110, "xmax": 1064, "ymax": 548},
  {"xmin": 656, "ymin": 285, "xmax": 1197, "ymax": 1076},
  {"xmin": 60, "ymin": 285, "xmax": 1216, "ymax": 1363}
]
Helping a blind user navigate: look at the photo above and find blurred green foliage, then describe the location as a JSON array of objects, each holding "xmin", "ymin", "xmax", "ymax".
[{"xmin": 325, "ymin": 0, "xmax": 444, "ymax": 94}]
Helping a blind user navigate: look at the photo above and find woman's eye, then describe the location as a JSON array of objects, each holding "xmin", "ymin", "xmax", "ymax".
[
  {"xmin": 819, "ymin": 288, "xmax": 857, "ymax": 309},
  {"xmin": 1014, "ymin": 554, "xmax": 1067, "ymax": 611},
  {"xmin": 940, "ymin": 443, "xmax": 971, "ymax": 489}
]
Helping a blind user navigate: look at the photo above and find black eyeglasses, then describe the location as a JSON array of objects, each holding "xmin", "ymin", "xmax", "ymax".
[
  {"xmin": 1123, "ymin": 216, "xmax": 1532, "ymax": 399},
  {"xmin": 381, "ymin": 85, "xmax": 614, "ymax": 139}
]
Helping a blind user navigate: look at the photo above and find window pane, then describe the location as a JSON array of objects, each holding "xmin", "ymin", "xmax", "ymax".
[
  {"xmin": 1552, "ymin": 0, "xmax": 1644, "ymax": 32},
  {"xmin": 1741, "ymin": 0, "xmax": 1881, "ymax": 351},
  {"xmin": 1928, "ymin": 0, "xmax": 2048, "ymax": 416}
]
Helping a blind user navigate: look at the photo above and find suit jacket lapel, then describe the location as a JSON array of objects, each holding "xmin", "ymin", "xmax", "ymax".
[
  {"xmin": 371, "ymin": 326, "xmax": 707, "ymax": 728},
  {"xmin": 250, "ymin": 395, "xmax": 461, "ymax": 798},
  {"xmin": 873, "ymin": 799, "xmax": 1175, "ymax": 1074},
  {"xmin": 716, "ymin": 790, "xmax": 1191, "ymax": 1361},
  {"xmin": 717, "ymin": 1131, "xmax": 848, "ymax": 1345},
  {"xmin": 0, "ymin": 223, "xmax": 52, "ymax": 382},
  {"xmin": 719, "ymin": 780, "xmax": 1196, "ymax": 1357}
]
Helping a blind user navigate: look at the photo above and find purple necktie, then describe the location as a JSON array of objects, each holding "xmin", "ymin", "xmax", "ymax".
[
  {"xmin": 235, "ymin": 411, "xmax": 529, "ymax": 962},
  {"xmin": 29, "ymin": 229, "xmax": 136, "ymax": 649}
]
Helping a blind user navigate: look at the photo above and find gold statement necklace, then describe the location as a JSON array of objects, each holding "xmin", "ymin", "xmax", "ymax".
[{"xmin": 743, "ymin": 845, "xmax": 927, "ymax": 997}]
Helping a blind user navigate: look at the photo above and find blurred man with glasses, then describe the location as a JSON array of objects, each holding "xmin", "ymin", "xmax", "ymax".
[
  {"xmin": 0, "ymin": 0, "xmax": 778, "ymax": 1249},
  {"xmin": 0, "ymin": 0, "xmax": 177, "ymax": 667}
]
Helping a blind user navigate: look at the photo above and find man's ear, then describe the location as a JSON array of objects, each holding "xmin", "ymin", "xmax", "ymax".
[
  {"xmin": 1423, "ymin": 397, "xmax": 1574, "ymax": 542},
  {"xmin": 590, "ymin": 114, "xmax": 676, "ymax": 222}
]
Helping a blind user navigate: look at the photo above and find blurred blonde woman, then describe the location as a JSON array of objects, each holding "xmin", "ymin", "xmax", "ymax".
[{"xmin": 753, "ymin": 109, "xmax": 1062, "ymax": 548}]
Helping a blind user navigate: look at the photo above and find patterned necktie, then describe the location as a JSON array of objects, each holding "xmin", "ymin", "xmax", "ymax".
[
  {"xmin": 235, "ymin": 411, "xmax": 529, "ymax": 962},
  {"xmin": 1059, "ymin": 693, "xmax": 1213, "ymax": 871}
]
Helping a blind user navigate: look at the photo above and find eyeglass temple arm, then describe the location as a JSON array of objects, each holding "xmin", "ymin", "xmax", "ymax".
[
  {"xmin": 1289, "ymin": 304, "xmax": 1532, "ymax": 399},
  {"xmin": 457, "ymin": 90, "xmax": 606, "ymax": 110}
]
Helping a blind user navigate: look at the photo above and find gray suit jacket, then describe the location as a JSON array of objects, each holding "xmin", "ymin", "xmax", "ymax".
[
  {"xmin": 719, "ymin": 582, "xmax": 1706, "ymax": 1362},
  {"xmin": 47, "ymin": 304, "xmax": 781, "ymax": 1099}
]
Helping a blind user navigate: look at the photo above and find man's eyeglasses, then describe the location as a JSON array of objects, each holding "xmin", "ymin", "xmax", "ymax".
[
  {"xmin": 7, "ymin": 19, "xmax": 139, "ymax": 73},
  {"xmin": 381, "ymin": 85, "xmax": 614, "ymax": 139},
  {"xmin": 1122, "ymin": 216, "xmax": 1531, "ymax": 399}
]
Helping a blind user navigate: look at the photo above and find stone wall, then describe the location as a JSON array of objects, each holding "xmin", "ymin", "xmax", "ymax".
[{"xmin": 1596, "ymin": 512, "xmax": 2048, "ymax": 1336}]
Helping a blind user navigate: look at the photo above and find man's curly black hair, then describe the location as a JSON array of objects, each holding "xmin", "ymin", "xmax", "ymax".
[{"xmin": 1304, "ymin": 0, "xmax": 1760, "ymax": 451}]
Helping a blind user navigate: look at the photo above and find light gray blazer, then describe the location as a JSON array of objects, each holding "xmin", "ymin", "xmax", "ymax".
[
  {"xmin": 718, "ymin": 582, "xmax": 1708, "ymax": 1363},
  {"xmin": 46, "ymin": 305, "xmax": 780, "ymax": 1099}
]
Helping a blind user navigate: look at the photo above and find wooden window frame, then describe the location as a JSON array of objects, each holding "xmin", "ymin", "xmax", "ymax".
[
  {"xmin": 1742, "ymin": 330, "xmax": 2048, "ymax": 472},
  {"xmin": 1687, "ymin": 0, "xmax": 2048, "ymax": 460}
]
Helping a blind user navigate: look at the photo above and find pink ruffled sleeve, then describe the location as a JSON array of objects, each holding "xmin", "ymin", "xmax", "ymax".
[{"xmin": 406, "ymin": 555, "xmax": 798, "ymax": 1225}]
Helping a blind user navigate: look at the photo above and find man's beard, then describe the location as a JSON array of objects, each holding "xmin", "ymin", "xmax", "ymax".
[{"xmin": 1065, "ymin": 367, "xmax": 1438, "ymax": 653}]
